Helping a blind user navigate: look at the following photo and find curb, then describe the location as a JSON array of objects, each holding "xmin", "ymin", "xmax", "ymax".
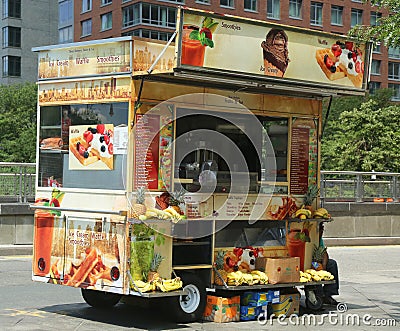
[
  {"xmin": 324, "ymin": 237, "xmax": 400, "ymax": 246},
  {"xmin": 0, "ymin": 245, "xmax": 33, "ymax": 256}
]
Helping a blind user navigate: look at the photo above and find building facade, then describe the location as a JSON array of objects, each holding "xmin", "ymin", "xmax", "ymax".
[
  {"xmin": 72, "ymin": 0, "xmax": 400, "ymax": 100},
  {"xmin": 0, "ymin": 0, "xmax": 58, "ymax": 84}
]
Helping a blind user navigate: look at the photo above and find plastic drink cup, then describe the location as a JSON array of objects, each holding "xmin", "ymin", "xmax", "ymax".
[
  {"xmin": 33, "ymin": 210, "xmax": 54, "ymax": 276},
  {"xmin": 287, "ymin": 229, "xmax": 305, "ymax": 271},
  {"xmin": 181, "ymin": 26, "xmax": 205, "ymax": 67}
]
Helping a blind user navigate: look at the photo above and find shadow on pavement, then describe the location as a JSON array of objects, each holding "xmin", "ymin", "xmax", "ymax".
[{"xmin": 40, "ymin": 301, "xmax": 189, "ymax": 330}]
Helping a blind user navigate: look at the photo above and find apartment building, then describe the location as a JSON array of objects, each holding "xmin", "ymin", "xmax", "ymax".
[
  {"xmin": 1, "ymin": 0, "xmax": 58, "ymax": 84},
  {"xmin": 72, "ymin": 0, "xmax": 400, "ymax": 100}
]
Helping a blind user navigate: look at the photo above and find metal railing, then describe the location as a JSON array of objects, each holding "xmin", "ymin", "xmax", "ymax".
[
  {"xmin": 320, "ymin": 171, "xmax": 400, "ymax": 204},
  {"xmin": 0, "ymin": 162, "xmax": 36, "ymax": 203}
]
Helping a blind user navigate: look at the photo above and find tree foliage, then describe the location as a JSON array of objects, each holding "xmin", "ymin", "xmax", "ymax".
[
  {"xmin": 349, "ymin": 0, "xmax": 400, "ymax": 47},
  {"xmin": 0, "ymin": 83, "xmax": 37, "ymax": 163},
  {"xmin": 321, "ymin": 89, "xmax": 400, "ymax": 172}
]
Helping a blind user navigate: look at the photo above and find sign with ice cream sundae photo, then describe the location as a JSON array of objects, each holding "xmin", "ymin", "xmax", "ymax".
[
  {"xmin": 177, "ymin": 10, "xmax": 368, "ymax": 90},
  {"xmin": 69, "ymin": 124, "xmax": 114, "ymax": 170}
]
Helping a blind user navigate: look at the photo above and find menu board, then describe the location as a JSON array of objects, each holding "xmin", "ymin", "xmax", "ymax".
[
  {"xmin": 134, "ymin": 114, "xmax": 160, "ymax": 190},
  {"xmin": 134, "ymin": 113, "xmax": 173, "ymax": 190},
  {"xmin": 290, "ymin": 118, "xmax": 315, "ymax": 194}
]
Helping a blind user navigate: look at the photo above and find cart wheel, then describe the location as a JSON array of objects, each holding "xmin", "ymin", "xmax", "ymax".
[
  {"xmin": 81, "ymin": 288, "xmax": 121, "ymax": 308},
  {"xmin": 168, "ymin": 273, "xmax": 206, "ymax": 323},
  {"xmin": 305, "ymin": 288, "xmax": 323, "ymax": 311}
]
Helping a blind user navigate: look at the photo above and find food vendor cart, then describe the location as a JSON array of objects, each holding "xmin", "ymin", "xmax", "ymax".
[{"xmin": 31, "ymin": 7, "xmax": 370, "ymax": 322}]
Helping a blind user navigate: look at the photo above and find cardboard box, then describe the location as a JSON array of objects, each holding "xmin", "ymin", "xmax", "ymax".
[
  {"xmin": 256, "ymin": 257, "xmax": 300, "ymax": 284},
  {"xmin": 241, "ymin": 291, "xmax": 268, "ymax": 307},
  {"xmin": 271, "ymin": 290, "xmax": 301, "ymax": 317},
  {"xmin": 203, "ymin": 295, "xmax": 240, "ymax": 323},
  {"xmin": 267, "ymin": 290, "xmax": 280, "ymax": 304},
  {"xmin": 240, "ymin": 305, "xmax": 263, "ymax": 321}
]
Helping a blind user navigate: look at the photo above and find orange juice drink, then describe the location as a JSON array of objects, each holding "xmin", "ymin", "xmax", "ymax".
[
  {"xmin": 181, "ymin": 26, "xmax": 205, "ymax": 67},
  {"xmin": 33, "ymin": 209, "xmax": 54, "ymax": 276},
  {"xmin": 287, "ymin": 229, "xmax": 305, "ymax": 271}
]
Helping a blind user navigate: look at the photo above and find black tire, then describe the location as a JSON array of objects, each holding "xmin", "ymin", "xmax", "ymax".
[
  {"xmin": 168, "ymin": 273, "xmax": 206, "ymax": 323},
  {"xmin": 305, "ymin": 289, "xmax": 323, "ymax": 311},
  {"xmin": 81, "ymin": 288, "xmax": 122, "ymax": 309}
]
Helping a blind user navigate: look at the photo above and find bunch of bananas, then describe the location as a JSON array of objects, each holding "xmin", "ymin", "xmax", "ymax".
[
  {"xmin": 133, "ymin": 280, "xmax": 156, "ymax": 292},
  {"xmin": 295, "ymin": 208, "xmax": 312, "ymax": 219},
  {"xmin": 313, "ymin": 208, "xmax": 331, "ymax": 219},
  {"xmin": 227, "ymin": 271, "xmax": 244, "ymax": 286},
  {"xmin": 301, "ymin": 269, "xmax": 334, "ymax": 282},
  {"xmin": 251, "ymin": 270, "xmax": 269, "ymax": 284},
  {"xmin": 155, "ymin": 277, "xmax": 183, "ymax": 292},
  {"xmin": 139, "ymin": 207, "xmax": 184, "ymax": 223},
  {"xmin": 226, "ymin": 270, "xmax": 269, "ymax": 286}
]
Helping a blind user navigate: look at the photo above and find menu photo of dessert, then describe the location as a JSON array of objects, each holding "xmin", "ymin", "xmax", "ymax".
[
  {"xmin": 315, "ymin": 41, "xmax": 364, "ymax": 88},
  {"xmin": 69, "ymin": 124, "xmax": 114, "ymax": 170},
  {"xmin": 261, "ymin": 29, "xmax": 290, "ymax": 77}
]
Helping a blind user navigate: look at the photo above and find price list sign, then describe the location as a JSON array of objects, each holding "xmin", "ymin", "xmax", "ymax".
[
  {"xmin": 134, "ymin": 114, "xmax": 160, "ymax": 190},
  {"xmin": 290, "ymin": 119, "xmax": 311, "ymax": 194}
]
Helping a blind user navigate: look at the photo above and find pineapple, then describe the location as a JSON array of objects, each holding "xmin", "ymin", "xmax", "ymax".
[
  {"xmin": 169, "ymin": 189, "xmax": 185, "ymax": 214},
  {"xmin": 147, "ymin": 253, "xmax": 164, "ymax": 282},
  {"xmin": 214, "ymin": 250, "xmax": 228, "ymax": 285},
  {"xmin": 312, "ymin": 245, "xmax": 327, "ymax": 271},
  {"xmin": 303, "ymin": 184, "xmax": 319, "ymax": 211},
  {"xmin": 131, "ymin": 187, "xmax": 147, "ymax": 219}
]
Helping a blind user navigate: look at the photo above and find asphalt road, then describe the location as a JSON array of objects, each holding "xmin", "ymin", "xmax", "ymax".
[{"xmin": 0, "ymin": 246, "xmax": 399, "ymax": 330}]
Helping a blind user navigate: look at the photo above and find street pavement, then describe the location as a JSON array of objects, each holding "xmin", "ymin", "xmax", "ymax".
[{"xmin": 0, "ymin": 245, "xmax": 399, "ymax": 330}]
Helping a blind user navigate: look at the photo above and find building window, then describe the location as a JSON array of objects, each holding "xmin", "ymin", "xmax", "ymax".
[
  {"xmin": 162, "ymin": 0, "xmax": 184, "ymax": 3},
  {"xmin": 388, "ymin": 83, "xmax": 400, "ymax": 100},
  {"xmin": 81, "ymin": 19, "xmax": 92, "ymax": 37},
  {"xmin": 59, "ymin": 0, "xmax": 73, "ymax": 27},
  {"xmin": 373, "ymin": 43, "xmax": 381, "ymax": 53},
  {"xmin": 82, "ymin": 0, "xmax": 92, "ymax": 13},
  {"xmin": 101, "ymin": 12, "xmax": 112, "ymax": 31},
  {"xmin": 371, "ymin": 60, "xmax": 381, "ymax": 75},
  {"xmin": 370, "ymin": 11, "xmax": 382, "ymax": 26},
  {"xmin": 388, "ymin": 62, "xmax": 400, "ymax": 80},
  {"xmin": 289, "ymin": 0, "xmax": 302, "ymax": 19},
  {"xmin": 59, "ymin": 26, "xmax": 73, "ymax": 43},
  {"xmin": 267, "ymin": 0, "xmax": 280, "ymax": 19},
  {"xmin": 2, "ymin": 0, "xmax": 21, "ymax": 19},
  {"xmin": 196, "ymin": 0, "xmax": 210, "ymax": 4},
  {"xmin": 388, "ymin": 47, "xmax": 400, "ymax": 59},
  {"xmin": 244, "ymin": 0, "xmax": 257, "ymax": 12},
  {"xmin": 220, "ymin": 0, "xmax": 234, "ymax": 8},
  {"xmin": 101, "ymin": 0, "xmax": 112, "ymax": 5},
  {"xmin": 351, "ymin": 9, "xmax": 363, "ymax": 27},
  {"xmin": 123, "ymin": 3, "xmax": 176, "ymax": 29},
  {"xmin": 331, "ymin": 5, "xmax": 343, "ymax": 26},
  {"xmin": 369, "ymin": 81, "xmax": 381, "ymax": 95},
  {"xmin": 122, "ymin": 28, "xmax": 174, "ymax": 42},
  {"xmin": 2, "ymin": 55, "xmax": 21, "ymax": 77},
  {"xmin": 310, "ymin": 2, "xmax": 323, "ymax": 26},
  {"xmin": 2, "ymin": 26, "xmax": 21, "ymax": 48}
]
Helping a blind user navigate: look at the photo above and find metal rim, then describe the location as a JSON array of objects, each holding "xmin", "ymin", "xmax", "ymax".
[{"xmin": 179, "ymin": 284, "xmax": 200, "ymax": 314}]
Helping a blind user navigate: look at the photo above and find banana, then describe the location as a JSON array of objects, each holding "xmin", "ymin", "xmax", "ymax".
[
  {"xmin": 133, "ymin": 280, "xmax": 155, "ymax": 292},
  {"xmin": 251, "ymin": 270, "xmax": 268, "ymax": 284},
  {"xmin": 313, "ymin": 208, "xmax": 331, "ymax": 219},
  {"xmin": 295, "ymin": 208, "xmax": 312, "ymax": 219},
  {"xmin": 242, "ymin": 273, "xmax": 254, "ymax": 285},
  {"xmin": 227, "ymin": 271, "xmax": 244, "ymax": 286}
]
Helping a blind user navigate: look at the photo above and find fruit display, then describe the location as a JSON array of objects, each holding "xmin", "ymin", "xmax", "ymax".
[
  {"xmin": 226, "ymin": 270, "xmax": 268, "ymax": 286},
  {"xmin": 300, "ymin": 269, "xmax": 334, "ymax": 283},
  {"xmin": 139, "ymin": 206, "xmax": 185, "ymax": 223},
  {"xmin": 131, "ymin": 187, "xmax": 147, "ymax": 219},
  {"xmin": 131, "ymin": 277, "xmax": 183, "ymax": 293},
  {"xmin": 313, "ymin": 208, "xmax": 331, "ymax": 219},
  {"xmin": 214, "ymin": 250, "xmax": 228, "ymax": 286},
  {"xmin": 169, "ymin": 189, "xmax": 186, "ymax": 215},
  {"xmin": 147, "ymin": 252, "xmax": 164, "ymax": 282},
  {"xmin": 312, "ymin": 245, "xmax": 327, "ymax": 271},
  {"xmin": 294, "ymin": 207, "xmax": 312, "ymax": 219}
]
